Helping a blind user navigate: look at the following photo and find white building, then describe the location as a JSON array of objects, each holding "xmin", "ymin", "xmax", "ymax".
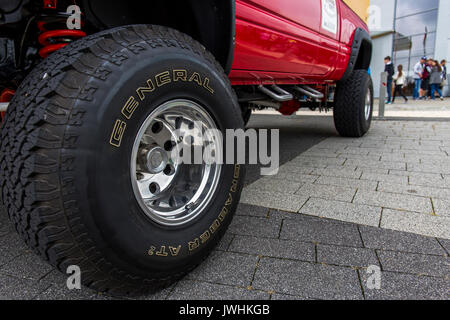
[{"xmin": 369, "ymin": 0, "xmax": 450, "ymax": 97}]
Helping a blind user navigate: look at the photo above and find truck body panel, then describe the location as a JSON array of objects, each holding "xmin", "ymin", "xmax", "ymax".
[{"xmin": 229, "ymin": 0, "xmax": 370, "ymax": 85}]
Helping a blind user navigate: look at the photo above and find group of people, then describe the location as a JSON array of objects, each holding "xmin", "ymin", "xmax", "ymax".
[{"xmin": 384, "ymin": 56, "xmax": 447, "ymax": 104}]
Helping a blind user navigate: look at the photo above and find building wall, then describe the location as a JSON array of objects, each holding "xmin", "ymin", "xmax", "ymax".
[
  {"xmin": 371, "ymin": 35, "xmax": 393, "ymax": 98},
  {"xmin": 435, "ymin": 0, "xmax": 450, "ymax": 95},
  {"xmin": 368, "ymin": 0, "xmax": 395, "ymax": 98},
  {"xmin": 368, "ymin": 0, "xmax": 396, "ymax": 32}
]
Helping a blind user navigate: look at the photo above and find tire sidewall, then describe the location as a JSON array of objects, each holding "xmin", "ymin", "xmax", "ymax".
[
  {"xmin": 360, "ymin": 74, "xmax": 374, "ymax": 133},
  {"xmin": 72, "ymin": 45, "xmax": 244, "ymax": 277}
]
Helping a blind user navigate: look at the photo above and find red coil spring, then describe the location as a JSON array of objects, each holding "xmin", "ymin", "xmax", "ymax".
[
  {"xmin": 0, "ymin": 88, "xmax": 15, "ymax": 123},
  {"xmin": 37, "ymin": 18, "xmax": 86, "ymax": 58}
]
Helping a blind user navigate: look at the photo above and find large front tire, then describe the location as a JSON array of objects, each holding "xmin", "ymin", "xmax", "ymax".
[
  {"xmin": 333, "ymin": 70, "xmax": 373, "ymax": 137},
  {"xmin": 0, "ymin": 25, "xmax": 245, "ymax": 296}
]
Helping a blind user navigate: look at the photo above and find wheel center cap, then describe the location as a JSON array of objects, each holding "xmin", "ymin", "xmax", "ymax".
[{"xmin": 146, "ymin": 147, "xmax": 168, "ymax": 174}]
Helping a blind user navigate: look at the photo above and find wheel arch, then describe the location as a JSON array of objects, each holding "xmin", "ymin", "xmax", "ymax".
[
  {"xmin": 341, "ymin": 28, "xmax": 372, "ymax": 81},
  {"xmin": 82, "ymin": 0, "xmax": 235, "ymax": 74}
]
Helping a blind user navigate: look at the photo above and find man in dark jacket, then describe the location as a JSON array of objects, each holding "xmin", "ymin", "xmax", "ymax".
[{"xmin": 384, "ymin": 56, "xmax": 395, "ymax": 104}]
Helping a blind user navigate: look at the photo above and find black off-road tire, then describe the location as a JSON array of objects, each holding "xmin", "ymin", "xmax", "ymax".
[
  {"xmin": 333, "ymin": 69, "xmax": 373, "ymax": 137},
  {"xmin": 0, "ymin": 25, "xmax": 245, "ymax": 296},
  {"xmin": 242, "ymin": 104, "xmax": 252, "ymax": 126}
]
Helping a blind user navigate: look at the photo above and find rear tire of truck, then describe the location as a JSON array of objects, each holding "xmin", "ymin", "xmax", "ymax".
[
  {"xmin": 333, "ymin": 70, "xmax": 373, "ymax": 138},
  {"xmin": 0, "ymin": 25, "xmax": 245, "ymax": 296}
]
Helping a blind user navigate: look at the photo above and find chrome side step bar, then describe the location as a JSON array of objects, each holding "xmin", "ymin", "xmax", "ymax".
[
  {"xmin": 294, "ymin": 85, "xmax": 324, "ymax": 100},
  {"xmin": 258, "ymin": 85, "xmax": 293, "ymax": 102},
  {"xmin": 0, "ymin": 102, "xmax": 9, "ymax": 112}
]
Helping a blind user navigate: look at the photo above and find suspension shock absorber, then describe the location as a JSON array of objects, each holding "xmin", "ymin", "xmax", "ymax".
[{"xmin": 37, "ymin": 5, "xmax": 87, "ymax": 58}]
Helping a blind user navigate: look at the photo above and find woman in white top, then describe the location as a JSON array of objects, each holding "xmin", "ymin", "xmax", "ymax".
[{"xmin": 392, "ymin": 65, "xmax": 408, "ymax": 103}]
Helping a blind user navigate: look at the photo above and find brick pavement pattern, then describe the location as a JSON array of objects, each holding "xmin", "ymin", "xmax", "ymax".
[
  {"xmin": 242, "ymin": 121, "xmax": 450, "ymax": 240},
  {"xmin": 0, "ymin": 120, "xmax": 449, "ymax": 300}
]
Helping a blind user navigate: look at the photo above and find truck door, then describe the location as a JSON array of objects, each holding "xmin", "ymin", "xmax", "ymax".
[
  {"xmin": 312, "ymin": 0, "xmax": 342, "ymax": 76},
  {"xmin": 232, "ymin": 0, "xmax": 322, "ymax": 76}
]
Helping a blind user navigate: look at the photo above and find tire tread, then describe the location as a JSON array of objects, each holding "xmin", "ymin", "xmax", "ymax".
[{"xmin": 333, "ymin": 69, "xmax": 372, "ymax": 138}]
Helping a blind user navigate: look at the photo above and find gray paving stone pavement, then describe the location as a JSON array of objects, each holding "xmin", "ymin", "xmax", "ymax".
[
  {"xmin": 240, "ymin": 189, "xmax": 309, "ymax": 213},
  {"xmin": 314, "ymin": 176, "xmax": 378, "ymax": 191},
  {"xmin": 317, "ymin": 244, "xmax": 380, "ymax": 268},
  {"xmin": 353, "ymin": 190, "xmax": 433, "ymax": 214},
  {"xmin": 168, "ymin": 280, "xmax": 270, "ymax": 300},
  {"xmin": 299, "ymin": 198, "xmax": 381, "ymax": 227},
  {"xmin": 270, "ymin": 293, "xmax": 310, "ymax": 300},
  {"xmin": 229, "ymin": 215, "xmax": 283, "ymax": 239},
  {"xmin": 279, "ymin": 216, "xmax": 363, "ymax": 246},
  {"xmin": 295, "ymin": 183, "xmax": 356, "ymax": 202},
  {"xmin": 380, "ymin": 209, "xmax": 450, "ymax": 239},
  {"xmin": 433, "ymin": 198, "xmax": 450, "ymax": 218},
  {"xmin": 359, "ymin": 225, "xmax": 446, "ymax": 255},
  {"xmin": 36, "ymin": 284, "xmax": 110, "ymax": 301},
  {"xmin": 185, "ymin": 251, "xmax": 258, "ymax": 287},
  {"xmin": 0, "ymin": 275, "xmax": 50, "ymax": 300},
  {"xmin": 378, "ymin": 182, "xmax": 450, "ymax": 200},
  {"xmin": 252, "ymin": 257, "xmax": 363, "ymax": 300},
  {"xmin": 360, "ymin": 172, "xmax": 408, "ymax": 185},
  {"xmin": 377, "ymin": 251, "xmax": 449, "ymax": 278},
  {"xmin": 361, "ymin": 271, "xmax": 449, "ymax": 300},
  {"xmin": 437, "ymin": 239, "xmax": 450, "ymax": 254},
  {"xmin": 228, "ymin": 235, "xmax": 315, "ymax": 262},
  {"xmin": 241, "ymin": 120, "xmax": 450, "ymax": 239},
  {"xmin": 1, "ymin": 117, "xmax": 449, "ymax": 300},
  {"xmin": 244, "ymin": 177, "xmax": 303, "ymax": 194}
]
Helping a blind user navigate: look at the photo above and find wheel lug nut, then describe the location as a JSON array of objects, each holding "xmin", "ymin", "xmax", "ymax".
[
  {"xmin": 151, "ymin": 122, "xmax": 163, "ymax": 134},
  {"xmin": 175, "ymin": 117, "xmax": 182, "ymax": 129},
  {"xmin": 149, "ymin": 182, "xmax": 160, "ymax": 194},
  {"xmin": 163, "ymin": 164, "xmax": 175, "ymax": 176},
  {"xmin": 164, "ymin": 140, "xmax": 176, "ymax": 151}
]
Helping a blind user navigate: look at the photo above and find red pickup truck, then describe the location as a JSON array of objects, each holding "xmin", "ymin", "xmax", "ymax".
[{"xmin": 0, "ymin": 0, "xmax": 372, "ymax": 295}]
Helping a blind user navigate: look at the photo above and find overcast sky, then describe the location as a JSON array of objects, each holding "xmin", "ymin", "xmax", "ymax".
[{"xmin": 395, "ymin": 0, "xmax": 439, "ymax": 36}]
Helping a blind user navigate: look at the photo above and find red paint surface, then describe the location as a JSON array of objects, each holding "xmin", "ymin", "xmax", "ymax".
[
  {"xmin": 229, "ymin": 0, "xmax": 368, "ymax": 85},
  {"xmin": 5, "ymin": 1, "xmax": 368, "ymax": 103}
]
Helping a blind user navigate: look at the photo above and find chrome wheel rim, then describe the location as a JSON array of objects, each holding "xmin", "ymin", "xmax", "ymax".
[
  {"xmin": 364, "ymin": 90, "xmax": 372, "ymax": 121},
  {"xmin": 130, "ymin": 99, "xmax": 222, "ymax": 227}
]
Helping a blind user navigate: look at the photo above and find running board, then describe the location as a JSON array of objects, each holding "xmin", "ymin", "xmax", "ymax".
[
  {"xmin": 293, "ymin": 85, "xmax": 324, "ymax": 100},
  {"xmin": 258, "ymin": 85, "xmax": 293, "ymax": 102}
]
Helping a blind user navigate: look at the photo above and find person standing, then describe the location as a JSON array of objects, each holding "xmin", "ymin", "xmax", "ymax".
[
  {"xmin": 392, "ymin": 65, "xmax": 408, "ymax": 103},
  {"xmin": 430, "ymin": 60, "xmax": 444, "ymax": 100},
  {"xmin": 427, "ymin": 58, "xmax": 436, "ymax": 99},
  {"xmin": 413, "ymin": 57, "xmax": 425, "ymax": 100},
  {"xmin": 441, "ymin": 59, "xmax": 447, "ymax": 91},
  {"xmin": 420, "ymin": 59, "xmax": 432, "ymax": 99},
  {"xmin": 384, "ymin": 56, "xmax": 395, "ymax": 104}
]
